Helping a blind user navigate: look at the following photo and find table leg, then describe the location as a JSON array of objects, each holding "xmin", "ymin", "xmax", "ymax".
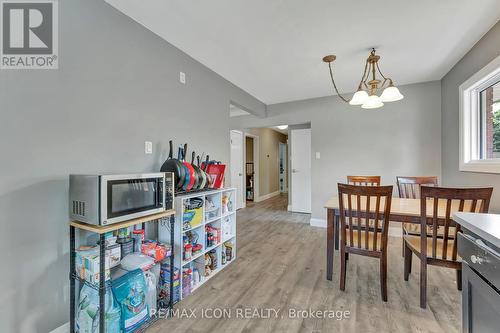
[{"xmin": 327, "ymin": 209, "xmax": 335, "ymax": 281}]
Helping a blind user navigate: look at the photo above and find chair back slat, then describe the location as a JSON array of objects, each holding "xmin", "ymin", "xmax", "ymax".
[
  {"xmin": 348, "ymin": 194, "xmax": 354, "ymax": 247},
  {"xmin": 357, "ymin": 194, "xmax": 362, "ymax": 247},
  {"xmin": 420, "ymin": 186, "xmax": 493, "ymax": 261},
  {"xmin": 397, "ymin": 176, "xmax": 438, "ymax": 199},
  {"xmin": 442, "ymin": 199, "xmax": 452, "ymax": 260},
  {"xmin": 347, "ymin": 176, "xmax": 381, "ymax": 186},
  {"xmin": 431, "ymin": 198, "xmax": 439, "ymax": 258},
  {"xmin": 338, "ymin": 183, "xmax": 393, "ymax": 253},
  {"xmin": 373, "ymin": 196, "xmax": 381, "ymax": 250}
]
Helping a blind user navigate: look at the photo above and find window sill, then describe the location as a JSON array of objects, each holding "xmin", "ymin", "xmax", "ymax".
[{"xmin": 460, "ymin": 160, "xmax": 500, "ymax": 174}]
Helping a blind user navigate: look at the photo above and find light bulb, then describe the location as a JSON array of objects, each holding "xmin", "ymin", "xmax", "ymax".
[
  {"xmin": 380, "ymin": 86, "xmax": 404, "ymax": 102},
  {"xmin": 361, "ymin": 95, "xmax": 384, "ymax": 109},
  {"xmin": 349, "ymin": 90, "xmax": 369, "ymax": 105}
]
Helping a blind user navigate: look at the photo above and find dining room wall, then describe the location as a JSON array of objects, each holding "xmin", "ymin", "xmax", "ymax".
[
  {"xmin": 441, "ymin": 20, "xmax": 500, "ymax": 213},
  {"xmin": 230, "ymin": 81, "xmax": 442, "ymax": 223},
  {"xmin": 0, "ymin": 0, "xmax": 266, "ymax": 332}
]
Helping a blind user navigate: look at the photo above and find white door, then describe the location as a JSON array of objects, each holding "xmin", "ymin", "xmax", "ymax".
[
  {"xmin": 230, "ymin": 130, "xmax": 245, "ymax": 209},
  {"xmin": 290, "ymin": 129, "xmax": 311, "ymax": 213}
]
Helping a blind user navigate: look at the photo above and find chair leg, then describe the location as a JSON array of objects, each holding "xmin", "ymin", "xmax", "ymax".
[
  {"xmin": 420, "ymin": 260, "xmax": 427, "ymax": 309},
  {"xmin": 380, "ymin": 254, "xmax": 388, "ymax": 302},
  {"xmin": 340, "ymin": 248, "xmax": 347, "ymax": 291},
  {"xmin": 401, "ymin": 225, "xmax": 405, "ymax": 257},
  {"xmin": 404, "ymin": 243, "xmax": 412, "ymax": 281},
  {"xmin": 456, "ymin": 268, "xmax": 462, "ymax": 291}
]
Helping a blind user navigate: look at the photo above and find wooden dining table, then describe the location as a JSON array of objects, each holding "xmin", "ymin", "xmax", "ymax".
[{"xmin": 324, "ymin": 196, "xmax": 466, "ymax": 281}]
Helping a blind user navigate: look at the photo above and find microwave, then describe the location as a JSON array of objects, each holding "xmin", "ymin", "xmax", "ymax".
[{"xmin": 69, "ymin": 173, "xmax": 165, "ymax": 226}]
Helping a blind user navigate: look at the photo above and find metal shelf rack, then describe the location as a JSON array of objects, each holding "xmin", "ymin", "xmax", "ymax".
[{"xmin": 69, "ymin": 210, "xmax": 176, "ymax": 333}]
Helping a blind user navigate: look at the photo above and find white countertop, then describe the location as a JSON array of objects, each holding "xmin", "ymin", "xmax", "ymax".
[{"xmin": 453, "ymin": 212, "xmax": 500, "ymax": 248}]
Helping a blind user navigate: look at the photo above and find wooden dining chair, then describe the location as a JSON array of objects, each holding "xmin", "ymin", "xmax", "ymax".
[
  {"xmin": 347, "ymin": 176, "xmax": 381, "ymax": 186},
  {"xmin": 397, "ymin": 176, "xmax": 438, "ymax": 199},
  {"xmin": 338, "ymin": 183, "xmax": 393, "ymax": 301},
  {"xmin": 397, "ymin": 176, "xmax": 438, "ymax": 255},
  {"xmin": 403, "ymin": 186, "xmax": 493, "ymax": 308}
]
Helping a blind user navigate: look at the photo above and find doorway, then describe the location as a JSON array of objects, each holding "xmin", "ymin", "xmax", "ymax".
[
  {"xmin": 278, "ymin": 142, "xmax": 288, "ymax": 193},
  {"xmin": 245, "ymin": 136, "xmax": 256, "ymax": 203}
]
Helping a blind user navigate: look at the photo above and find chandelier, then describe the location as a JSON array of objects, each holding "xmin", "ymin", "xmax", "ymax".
[{"xmin": 322, "ymin": 48, "xmax": 404, "ymax": 109}]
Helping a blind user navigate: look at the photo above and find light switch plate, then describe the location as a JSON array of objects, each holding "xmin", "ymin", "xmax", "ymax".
[
  {"xmin": 145, "ymin": 141, "xmax": 153, "ymax": 154},
  {"xmin": 315, "ymin": 152, "xmax": 321, "ymax": 159},
  {"xmin": 179, "ymin": 71, "xmax": 186, "ymax": 84}
]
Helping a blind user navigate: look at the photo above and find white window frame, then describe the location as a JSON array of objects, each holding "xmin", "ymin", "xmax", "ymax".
[{"xmin": 459, "ymin": 54, "xmax": 500, "ymax": 174}]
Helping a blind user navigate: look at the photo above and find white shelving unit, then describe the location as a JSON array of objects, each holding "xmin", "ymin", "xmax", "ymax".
[{"xmin": 159, "ymin": 188, "xmax": 237, "ymax": 302}]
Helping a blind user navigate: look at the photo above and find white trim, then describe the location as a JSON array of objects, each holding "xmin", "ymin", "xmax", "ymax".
[
  {"xmin": 310, "ymin": 218, "xmax": 326, "ymax": 228},
  {"xmin": 459, "ymin": 54, "xmax": 500, "ymax": 174},
  {"xmin": 256, "ymin": 190, "xmax": 280, "ymax": 202},
  {"xmin": 287, "ymin": 205, "xmax": 292, "ymax": 211}
]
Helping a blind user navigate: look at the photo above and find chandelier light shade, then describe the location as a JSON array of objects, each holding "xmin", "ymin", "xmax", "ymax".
[
  {"xmin": 322, "ymin": 48, "xmax": 404, "ymax": 109},
  {"xmin": 361, "ymin": 95, "xmax": 384, "ymax": 109},
  {"xmin": 349, "ymin": 90, "xmax": 369, "ymax": 105},
  {"xmin": 380, "ymin": 85, "xmax": 404, "ymax": 102}
]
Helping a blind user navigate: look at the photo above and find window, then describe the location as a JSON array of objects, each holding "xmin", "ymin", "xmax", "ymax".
[
  {"xmin": 479, "ymin": 81, "xmax": 500, "ymax": 159},
  {"xmin": 460, "ymin": 54, "xmax": 500, "ymax": 173}
]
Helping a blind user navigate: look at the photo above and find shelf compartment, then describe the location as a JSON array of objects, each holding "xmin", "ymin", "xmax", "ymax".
[
  {"xmin": 221, "ymin": 213, "xmax": 235, "ymax": 242},
  {"xmin": 221, "ymin": 190, "xmax": 236, "ymax": 216},
  {"xmin": 205, "ymin": 192, "xmax": 222, "ymax": 222}
]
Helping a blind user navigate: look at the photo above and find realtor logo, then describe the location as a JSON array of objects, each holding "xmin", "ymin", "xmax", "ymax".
[{"xmin": 1, "ymin": 0, "xmax": 58, "ymax": 69}]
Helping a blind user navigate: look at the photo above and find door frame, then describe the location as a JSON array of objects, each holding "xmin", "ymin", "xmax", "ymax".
[
  {"xmin": 244, "ymin": 133, "xmax": 259, "ymax": 203},
  {"xmin": 230, "ymin": 130, "xmax": 245, "ymax": 209}
]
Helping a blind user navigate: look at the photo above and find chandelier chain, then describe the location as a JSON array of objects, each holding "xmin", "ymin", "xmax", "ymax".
[{"xmin": 327, "ymin": 62, "xmax": 350, "ymax": 103}]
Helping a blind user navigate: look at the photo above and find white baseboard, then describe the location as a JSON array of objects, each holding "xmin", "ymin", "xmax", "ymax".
[
  {"xmin": 287, "ymin": 205, "xmax": 292, "ymax": 211},
  {"xmin": 255, "ymin": 191, "xmax": 280, "ymax": 202},
  {"xmin": 50, "ymin": 322, "xmax": 69, "ymax": 333},
  {"xmin": 310, "ymin": 218, "xmax": 326, "ymax": 228},
  {"xmin": 309, "ymin": 218, "xmax": 403, "ymax": 237}
]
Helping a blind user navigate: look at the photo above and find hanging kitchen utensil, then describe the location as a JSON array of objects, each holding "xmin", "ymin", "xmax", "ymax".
[
  {"xmin": 182, "ymin": 143, "xmax": 196, "ymax": 191},
  {"xmin": 160, "ymin": 140, "xmax": 185, "ymax": 191}
]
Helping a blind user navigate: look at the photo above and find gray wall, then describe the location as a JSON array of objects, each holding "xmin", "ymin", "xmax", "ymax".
[
  {"xmin": 231, "ymin": 81, "xmax": 443, "ymax": 220},
  {"xmin": 0, "ymin": 0, "xmax": 265, "ymax": 331},
  {"xmin": 441, "ymin": 21, "xmax": 500, "ymax": 212}
]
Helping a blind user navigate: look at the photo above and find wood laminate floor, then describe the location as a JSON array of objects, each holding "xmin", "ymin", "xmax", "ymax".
[{"xmin": 150, "ymin": 194, "xmax": 460, "ymax": 333}]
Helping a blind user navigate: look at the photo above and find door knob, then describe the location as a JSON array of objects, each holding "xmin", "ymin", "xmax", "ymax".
[
  {"xmin": 238, "ymin": 173, "xmax": 243, "ymax": 176},
  {"xmin": 292, "ymin": 169, "xmax": 298, "ymax": 173}
]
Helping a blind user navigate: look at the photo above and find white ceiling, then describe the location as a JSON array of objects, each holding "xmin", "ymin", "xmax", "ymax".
[{"xmin": 105, "ymin": 0, "xmax": 500, "ymax": 105}]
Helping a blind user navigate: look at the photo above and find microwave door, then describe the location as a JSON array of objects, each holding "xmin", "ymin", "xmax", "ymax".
[{"xmin": 102, "ymin": 176, "xmax": 164, "ymax": 225}]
